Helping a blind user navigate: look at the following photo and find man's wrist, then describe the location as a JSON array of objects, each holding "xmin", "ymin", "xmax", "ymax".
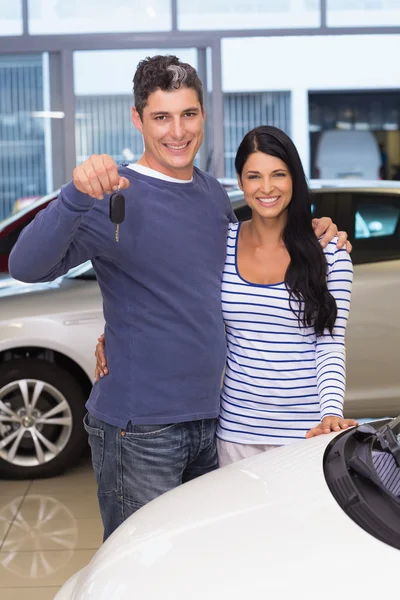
[{"xmin": 60, "ymin": 181, "xmax": 97, "ymax": 213}]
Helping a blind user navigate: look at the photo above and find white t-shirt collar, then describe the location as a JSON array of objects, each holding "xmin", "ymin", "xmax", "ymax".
[{"xmin": 127, "ymin": 163, "xmax": 193, "ymax": 184}]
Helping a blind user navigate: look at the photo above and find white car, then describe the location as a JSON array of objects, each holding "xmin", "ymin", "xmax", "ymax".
[
  {"xmin": 0, "ymin": 263, "xmax": 102, "ymax": 479},
  {"xmin": 1, "ymin": 181, "xmax": 400, "ymax": 480},
  {"xmin": 55, "ymin": 417, "xmax": 400, "ymax": 600},
  {"xmin": 314, "ymin": 130, "xmax": 381, "ymax": 180}
]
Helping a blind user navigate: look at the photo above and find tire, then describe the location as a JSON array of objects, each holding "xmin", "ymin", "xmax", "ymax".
[{"xmin": 0, "ymin": 358, "xmax": 88, "ymax": 479}]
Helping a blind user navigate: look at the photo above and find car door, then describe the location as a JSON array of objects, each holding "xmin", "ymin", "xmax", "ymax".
[
  {"xmin": 309, "ymin": 189, "xmax": 343, "ymax": 226},
  {"xmin": 344, "ymin": 191, "xmax": 400, "ymax": 418},
  {"xmin": 0, "ymin": 194, "xmax": 56, "ymax": 273}
]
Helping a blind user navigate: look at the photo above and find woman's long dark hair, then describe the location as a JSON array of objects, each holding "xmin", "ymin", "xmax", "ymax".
[{"xmin": 235, "ymin": 125, "xmax": 337, "ymax": 336}]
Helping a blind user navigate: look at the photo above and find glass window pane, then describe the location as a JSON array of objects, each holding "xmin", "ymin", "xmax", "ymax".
[
  {"xmin": 28, "ymin": 0, "xmax": 171, "ymax": 34},
  {"xmin": 0, "ymin": 54, "xmax": 53, "ymax": 222},
  {"xmin": 74, "ymin": 49, "xmax": 198, "ymax": 166},
  {"xmin": 309, "ymin": 92, "xmax": 400, "ymax": 134},
  {"xmin": 224, "ymin": 92, "xmax": 291, "ymax": 177},
  {"xmin": 327, "ymin": 0, "xmax": 400, "ymax": 27},
  {"xmin": 222, "ymin": 38, "xmax": 293, "ymax": 177},
  {"xmin": 0, "ymin": 0, "xmax": 22, "ymax": 35},
  {"xmin": 355, "ymin": 203, "xmax": 400, "ymax": 239},
  {"xmin": 178, "ymin": 0, "xmax": 320, "ymax": 30}
]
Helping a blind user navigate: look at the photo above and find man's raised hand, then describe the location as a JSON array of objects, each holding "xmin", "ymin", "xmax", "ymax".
[{"xmin": 73, "ymin": 154, "xmax": 130, "ymax": 200}]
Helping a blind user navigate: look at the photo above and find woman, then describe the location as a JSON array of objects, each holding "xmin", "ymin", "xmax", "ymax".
[
  {"xmin": 216, "ymin": 126, "xmax": 356, "ymax": 466},
  {"xmin": 94, "ymin": 125, "xmax": 357, "ymax": 467}
]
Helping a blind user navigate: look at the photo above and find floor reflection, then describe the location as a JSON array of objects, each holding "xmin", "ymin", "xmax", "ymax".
[{"xmin": 1, "ymin": 494, "xmax": 78, "ymax": 578}]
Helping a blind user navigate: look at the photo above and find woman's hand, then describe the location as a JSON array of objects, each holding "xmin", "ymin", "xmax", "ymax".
[
  {"xmin": 94, "ymin": 333, "xmax": 108, "ymax": 382},
  {"xmin": 306, "ymin": 416, "xmax": 358, "ymax": 438}
]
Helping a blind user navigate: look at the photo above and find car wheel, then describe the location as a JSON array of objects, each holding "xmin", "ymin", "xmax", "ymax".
[{"xmin": 0, "ymin": 358, "xmax": 88, "ymax": 480}]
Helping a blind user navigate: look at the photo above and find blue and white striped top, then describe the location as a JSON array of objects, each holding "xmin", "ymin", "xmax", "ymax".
[{"xmin": 216, "ymin": 222, "xmax": 353, "ymax": 446}]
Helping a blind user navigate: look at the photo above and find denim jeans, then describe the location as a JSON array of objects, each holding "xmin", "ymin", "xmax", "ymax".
[{"xmin": 83, "ymin": 413, "xmax": 218, "ymax": 541}]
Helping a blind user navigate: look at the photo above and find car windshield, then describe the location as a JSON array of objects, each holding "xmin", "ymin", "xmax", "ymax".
[{"xmin": 324, "ymin": 417, "xmax": 400, "ymax": 550}]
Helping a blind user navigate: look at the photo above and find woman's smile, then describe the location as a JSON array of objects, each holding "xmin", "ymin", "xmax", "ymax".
[{"xmin": 256, "ymin": 195, "xmax": 280, "ymax": 208}]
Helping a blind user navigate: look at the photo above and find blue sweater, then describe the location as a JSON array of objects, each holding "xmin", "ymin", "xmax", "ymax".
[{"xmin": 9, "ymin": 166, "xmax": 235, "ymax": 427}]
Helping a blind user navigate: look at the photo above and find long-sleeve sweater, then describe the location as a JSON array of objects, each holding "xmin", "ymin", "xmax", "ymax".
[
  {"xmin": 217, "ymin": 222, "xmax": 353, "ymax": 445},
  {"xmin": 9, "ymin": 166, "xmax": 235, "ymax": 427}
]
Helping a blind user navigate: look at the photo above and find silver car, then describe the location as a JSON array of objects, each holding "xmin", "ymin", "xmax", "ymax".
[{"xmin": 0, "ymin": 181, "xmax": 399, "ymax": 479}]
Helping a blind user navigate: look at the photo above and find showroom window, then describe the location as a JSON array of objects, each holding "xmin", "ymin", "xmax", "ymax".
[
  {"xmin": 28, "ymin": 0, "xmax": 172, "ymax": 34},
  {"xmin": 309, "ymin": 92, "xmax": 400, "ymax": 133},
  {"xmin": 0, "ymin": 54, "xmax": 52, "ymax": 221},
  {"xmin": 0, "ymin": 1, "xmax": 22, "ymax": 35},
  {"xmin": 224, "ymin": 92, "xmax": 291, "ymax": 178}
]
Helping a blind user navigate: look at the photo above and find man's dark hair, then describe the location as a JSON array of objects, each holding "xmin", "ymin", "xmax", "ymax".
[{"xmin": 133, "ymin": 55, "xmax": 204, "ymax": 119}]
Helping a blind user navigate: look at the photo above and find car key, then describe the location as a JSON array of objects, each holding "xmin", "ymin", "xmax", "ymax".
[{"xmin": 109, "ymin": 190, "xmax": 125, "ymax": 242}]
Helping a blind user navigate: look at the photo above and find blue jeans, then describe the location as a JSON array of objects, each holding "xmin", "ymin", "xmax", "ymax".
[{"xmin": 83, "ymin": 413, "xmax": 218, "ymax": 541}]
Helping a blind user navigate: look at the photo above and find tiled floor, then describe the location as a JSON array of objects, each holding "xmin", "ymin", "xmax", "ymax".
[{"xmin": 0, "ymin": 457, "xmax": 102, "ymax": 599}]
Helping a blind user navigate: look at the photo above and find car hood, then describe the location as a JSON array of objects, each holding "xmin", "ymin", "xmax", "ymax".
[
  {"xmin": 0, "ymin": 275, "xmax": 64, "ymax": 296},
  {"xmin": 0, "ymin": 276, "xmax": 101, "ymax": 322},
  {"xmin": 55, "ymin": 433, "xmax": 399, "ymax": 600}
]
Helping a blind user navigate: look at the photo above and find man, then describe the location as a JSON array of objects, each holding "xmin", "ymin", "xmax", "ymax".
[{"xmin": 9, "ymin": 55, "xmax": 349, "ymax": 541}]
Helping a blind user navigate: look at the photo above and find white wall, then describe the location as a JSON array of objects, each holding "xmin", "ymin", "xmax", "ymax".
[
  {"xmin": 74, "ymin": 49, "xmax": 198, "ymax": 96},
  {"xmin": 222, "ymin": 34, "xmax": 400, "ymax": 175},
  {"xmin": 222, "ymin": 34, "xmax": 400, "ymax": 92}
]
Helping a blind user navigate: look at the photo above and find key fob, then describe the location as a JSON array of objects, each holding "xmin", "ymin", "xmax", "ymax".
[{"xmin": 109, "ymin": 192, "xmax": 125, "ymax": 224}]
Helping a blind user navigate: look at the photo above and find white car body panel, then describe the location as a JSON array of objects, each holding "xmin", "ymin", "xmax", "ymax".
[
  {"xmin": 55, "ymin": 433, "xmax": 399, "ymax": 600},
  {"xmin": 0, "ymin": 277, "xmax": 103, "ymax": 382},
  {"xmin": 346, "ymin": 259, "xmax": 400, "ymax": 416},
  {"xmin": 315, "ymin": 131, "xmax": 381, "ymax": 180}
]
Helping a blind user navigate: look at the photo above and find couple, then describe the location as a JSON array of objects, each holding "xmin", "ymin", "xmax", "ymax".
[{"xmin": 9, "ymin": 54, "xmax": 355, "ymax": 541}]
